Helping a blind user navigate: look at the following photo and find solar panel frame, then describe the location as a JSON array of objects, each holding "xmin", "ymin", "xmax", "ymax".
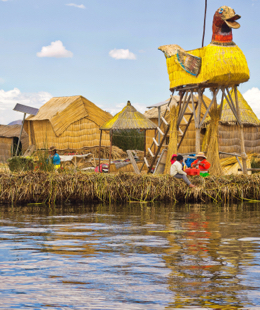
[{"xmin": 13, "ymin": 103, "xmax": 39, "ymax": 116}]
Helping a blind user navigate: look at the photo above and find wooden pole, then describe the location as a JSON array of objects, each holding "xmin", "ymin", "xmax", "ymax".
[
  {"xmin": 194, "ymin": 92, "xmax": 200, "ymax": 154},
  {"xmin": 16, "ymin": 112, "xmax": 26, "ymax": 156},
  {"xmin": 144, "ymin": 130, "xmax": 146, "ymax": 159},
  {"xmin": 234, "ymin": 85, "xmax": 248, "ymax": 175},
  {"xmin": 202, "ymin": 0, "xmax": 207, "ymax": 47},
  {"xmin": 108, "ymin": 130, "xmax": 113, "ymax": 173},
  {"xmin": 158, "ymin": 106, "xmax": 161, "ymax": 145},
  {"xmin": 98, "ymin": 130, "xmax": 103, "ymax": 173}
]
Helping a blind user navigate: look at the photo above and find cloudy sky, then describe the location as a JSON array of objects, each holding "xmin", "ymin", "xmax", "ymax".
[{"xmin": 0, "ymin": 0, "xmax": 260, "ymax": 124}]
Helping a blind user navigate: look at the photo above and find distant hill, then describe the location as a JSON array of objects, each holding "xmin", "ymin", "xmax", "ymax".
[{"xmin": 8, "ymin": 120, "xmax": 23, "ymax": 125}]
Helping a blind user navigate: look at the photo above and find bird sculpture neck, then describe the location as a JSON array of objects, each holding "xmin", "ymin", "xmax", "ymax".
[{"xmin": 211, "ymin": 16, "xmax": 236, "ymax": 46}]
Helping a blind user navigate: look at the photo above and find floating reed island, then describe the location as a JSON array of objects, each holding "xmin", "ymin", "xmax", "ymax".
[{"xmin": 1, "ymin": 171, "xmax": 260, "ymax": 205}]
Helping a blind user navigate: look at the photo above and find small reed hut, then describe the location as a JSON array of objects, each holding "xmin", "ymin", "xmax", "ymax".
[
  {"xmin": 99, "ymin": 101, "xmax": 157, "ymax": 172},
  {"xmin": 218, "ymin": 89, "xmax": 260, "ymax": 154},
  {"xmin": 24, "ymin": 96, "xmax": 112, "ymax": 152},
  {"xmin": 0, "ymin": 124, "xmax": 29, "ymax": 162},
  {"xmin": 144, "ymin": 95, "xmax": 211, "ymax": 154}
]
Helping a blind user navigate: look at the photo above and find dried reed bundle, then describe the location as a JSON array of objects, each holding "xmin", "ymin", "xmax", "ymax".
[
  {"xmin": 205, "ymin": 106, "xmax": 223, "ymax": 176},
  {"xmin": 164, "ymin": 105, "xmax": 179, "ymax": 174},
  {"xmin": 220, "ymin": 155, "xmax": 252, "ymax": 175}
]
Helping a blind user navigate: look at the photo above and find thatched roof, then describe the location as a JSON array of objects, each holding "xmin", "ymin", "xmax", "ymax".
[
  {"xmin": 26, "ymin": 96, "xmax": 112, "ymax": 136},
  {"xmin": 100, "ymin": 101, "xmax": 157, "ymax": 130},
  {"xmin": 0, "ymin": 124, "xmax": 27, "ymax": 138},
  {"xmin": 221, "ymin": 89, "xmax": 260, "ymax": 126},
  {"xmin": 144, "ymin": 95, "xmax": 211, "ymax": 119}
]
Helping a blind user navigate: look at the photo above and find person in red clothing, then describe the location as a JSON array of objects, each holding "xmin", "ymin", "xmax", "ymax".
[
  {"xmin": 191, "ymin": 152, "xmax": 211, "ymax": 172},
  {"xmin": 170, "ymin": 154, "xmax": 177, "ymax": 165}
]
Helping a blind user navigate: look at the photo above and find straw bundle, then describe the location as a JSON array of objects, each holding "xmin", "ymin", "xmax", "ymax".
[
  {"xmin": 164, "ymin": 105, "xmax": 179, "ymax": 174},
  {"xmin": 162, "ymin": 44, "xmax": 249, "ymax": 90},
  {"xmin": 205, "ymin": 106, "xmax": 223, "ymax": 176},
  {"xmin": 220, "ymin": 155, "xmax": 252, "ymax": 175}
]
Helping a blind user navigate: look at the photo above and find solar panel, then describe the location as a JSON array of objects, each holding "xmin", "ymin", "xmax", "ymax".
[
  {"xmin": 13, "ymin": 103, "xmax": 39, "ymax": 116},
  {"xmin": 146, "ymin": 99, "xmax": 170, "ymax": 109}
]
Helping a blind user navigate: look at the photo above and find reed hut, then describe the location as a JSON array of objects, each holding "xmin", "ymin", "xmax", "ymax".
[
  {"xmin": 99, "ymin": 101, "xmax": 157, "ymax": 172},
  {"xmin": 218, "ymin": 89, "xmax": 260, "ymax": 154},
  {"xmin": 24, "ymin": 96, "xmax": 112, "ymax": 151},
  {"xmin": 144, "ymin": 95, "xmax": 211, "ymax": 154},
  {"xmin": 0, "ymin": 124, "xmax": 29, "ymax": 162}
]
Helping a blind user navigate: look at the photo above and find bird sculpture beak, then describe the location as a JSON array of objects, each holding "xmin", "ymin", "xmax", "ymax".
[{"xmin": 223, "ymin": 13, "xmax": 241, "ymax": 29}]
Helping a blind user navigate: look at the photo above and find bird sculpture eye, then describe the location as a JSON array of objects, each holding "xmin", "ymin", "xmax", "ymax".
[{"xmin": 219, "ymin": 8, "xmax": 223, "ymax": 14}]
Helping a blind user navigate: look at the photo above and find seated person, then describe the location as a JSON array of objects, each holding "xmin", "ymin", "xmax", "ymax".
[
  {"xmin": 191, "ymin": 152, "xmax": 211, "ymax": 172},
  {"xmin": 170, "ymin": 154, "xmax": 177, "ymax": 165},
  {"xmin": 170, "ymin": 155, "xmax": 195, "ymax": 188}
]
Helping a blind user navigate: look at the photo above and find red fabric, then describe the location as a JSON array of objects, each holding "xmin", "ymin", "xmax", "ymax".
[
  {"xmin": 191, "ymin": 159, "xmax": 211, "ymax": 171},
  {"xmin": 170, "ymin": 154, "xmax": 177, "ymax": 165}
]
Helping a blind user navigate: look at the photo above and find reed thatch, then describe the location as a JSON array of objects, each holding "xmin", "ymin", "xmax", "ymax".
[
  {"xmin": 204, "ymin": 90, "xmax": 260, "ymax": 155},
  {"xmin": 100, "ymin": 101, "xmax": 157, "ymax": 131},
  {"xmin": 221, "ymin": 89, "xmax": 260, "ymax": 126},
  {"xmin": 2, "ymin": 171, "xmax": 260, "ymax": 205},
  {"xmin": 0, "ymin": 125, "xmax": 29, "ymax": 162},
  {"xmin": 24, "ymin": 96, "xmax": 112, "ymax": 151},
  {"xmin": 145, "ymin": 95, "xmax": 211, "ymax": 154}
]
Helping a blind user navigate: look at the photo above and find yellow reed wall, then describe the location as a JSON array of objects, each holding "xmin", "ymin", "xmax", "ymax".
[
  {"xmin": 0, "ymin": 137, "xmax": 13, "ymax": 162},
  {"xmin": 28, "ymin": 117, "xmax": 110, "ymax": 150}
]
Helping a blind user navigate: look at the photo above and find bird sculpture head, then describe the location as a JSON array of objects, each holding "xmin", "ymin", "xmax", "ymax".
[{"xmin": 211, "ymin": 6, "xmax": 241, "ymax": 46}]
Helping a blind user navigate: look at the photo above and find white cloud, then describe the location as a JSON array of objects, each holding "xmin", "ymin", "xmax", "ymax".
[
  {"xmin": 0, "ymin": 88, "xmax": 52, "ymax": 125},
  {"xmin": 243, "ymin": 87, "xmax": 260, "ymax": 118},
  {"xmin": 37, "ymin": 40, "xmax": 73, "ymax": 58},
  {"xmin": 109, "ymin": 49, "xmax": 136, "ymax": 60},
  {"xmin": 66, "ymin": 3, "xmax": 85, "ymax": 9},
  {"xmin": 107, "ymin": 102, "xmax": 146, "ymax": 116}
]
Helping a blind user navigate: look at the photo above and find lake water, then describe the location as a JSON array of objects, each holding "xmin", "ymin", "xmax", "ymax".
[{"xmin": 1, "ymin": 203, "xmax": 260, "ymax": 309}]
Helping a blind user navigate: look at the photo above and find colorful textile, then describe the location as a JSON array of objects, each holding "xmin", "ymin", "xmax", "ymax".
[
  {"xmin": 191, "ymin": 159, "xmax": 211, "ymax": 171},
  {"xmin": 52, "ymin": 153, "xmax": 61, "ymax": 166},
  {"xmin": 170, "ymin": 154, "xmax": 177, "ymax": 165}
]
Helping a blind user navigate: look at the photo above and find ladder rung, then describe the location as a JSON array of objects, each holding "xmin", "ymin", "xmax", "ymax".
[
  {"xmin": 153, "ymin": 138, "xmax": 159, "ymax": 147},
  {"xmin": 183, "ymin": 116, "xmax": 188, "ymax": 124},
  {"xmin": 184, "ymin": 113, "xmax": 193, "ymax": 116},
  {"xmin": 144, "ymin": 157, "xmax": 149, "ymax": 167},
  {"xmin": 166, "ymin": 106, "xmax": 170, "ymax": 111},
  {"xmin": 179, "ymin": 128, "xmax": 183, "ymax": 135},
  {"xmin": 161, "ymin": 116, "xmax": 169, "ymax": 126},
  {"xmin": 157, "ymin": 127, "xmax": 164, "ymax": 136},
  {"xmin": 148, "ymin": 148, "xmax": 154, "ymax": 157}
]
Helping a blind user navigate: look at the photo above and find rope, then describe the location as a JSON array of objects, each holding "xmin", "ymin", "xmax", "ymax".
[{"xmin": 202, "ymin": 0, "xmax": 207, "ymax": 47}]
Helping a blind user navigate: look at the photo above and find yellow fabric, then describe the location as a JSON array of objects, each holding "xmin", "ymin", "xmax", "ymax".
[
  {"xmin": 166, "ymin": 44, "xmax": 250, "ymax": 89},
  {"xmin": 54, "ymin": 164, "xmax": 60, "ymax": 169}
]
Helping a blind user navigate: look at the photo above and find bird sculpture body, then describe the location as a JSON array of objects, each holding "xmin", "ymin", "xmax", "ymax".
[{"xmin": 159, "ymin": 6, "xmax": 250, "ymax": 90}]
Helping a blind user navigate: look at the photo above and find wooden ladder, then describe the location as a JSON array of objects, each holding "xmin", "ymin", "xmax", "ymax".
[{"xmin": 143, "ymin": 91, "xmax": 198, "ymax": 173}]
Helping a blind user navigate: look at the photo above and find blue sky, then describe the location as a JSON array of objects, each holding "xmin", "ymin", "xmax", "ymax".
[{"xmin": 0, "ymin": 0, "xmax": 260, "ymax": 124}]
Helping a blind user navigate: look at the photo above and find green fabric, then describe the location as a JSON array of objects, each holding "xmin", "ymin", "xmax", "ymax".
[{"xmin": 200, "ymin": 172, "xmax": 210, "ymax": 177}]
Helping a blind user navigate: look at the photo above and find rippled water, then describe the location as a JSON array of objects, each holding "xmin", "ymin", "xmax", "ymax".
[{"xmin": 1, "ymin": 203, "xmax": 260, "ymax": 309}]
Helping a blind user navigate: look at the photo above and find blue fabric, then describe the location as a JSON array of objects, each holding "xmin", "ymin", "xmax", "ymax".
[
  {"xmin": 52, "ymin": 153, "xmax": 60, "ymax": 165},
  {"xmin": 185, "ymin": 154, "xmax": 196, "ymax": 168}
]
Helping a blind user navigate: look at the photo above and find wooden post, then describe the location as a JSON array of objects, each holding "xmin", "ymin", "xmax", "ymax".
[
  {"xmin": 16, "ymin": 112, "xmax": 26, "ymax": 156},
  {"xmin": 144, "ymin": 130, "xmax": 146, "ymax": 159},
  {"xmin": 108, "ymin": 130, "xmax": 113, "ymax": 173},
  {"xmin": 158, "ymin": 106, "xmax": 161, "ymax": 145},
  {"xmin": 98, "ymin": 130, "xmax": 103, "ymax": 173},
  {"xmin": 154, "ymin": 129, "xmax": 156, "ymax": 152},
  {"xmin": 234, "ymin": 85, "xmax": 248, "ymax": 175},
  {"xmin": 194, "ymin": 92, "xmax": 200, "ymax": 154}
]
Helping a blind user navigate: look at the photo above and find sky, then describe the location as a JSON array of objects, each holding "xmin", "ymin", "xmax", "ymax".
[{"xmin": 0, "ymin": 0, "xmax": 260, "ymax": 124}]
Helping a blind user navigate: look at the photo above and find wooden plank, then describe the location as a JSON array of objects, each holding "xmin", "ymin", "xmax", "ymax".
[
  {"xmin": 222, "ymin": 89, "xmax": 241, "ymax": 125},
  {"xmin": 127, "ymin": 150, "xmax": 141, "ymax": 174},
  {"xmin": 238, "ymin": 169, "xmax": 260, "ymax": 171},
  {"xmin": 154, "ymin": 149, "xmax": 168, "ymax": 175}
]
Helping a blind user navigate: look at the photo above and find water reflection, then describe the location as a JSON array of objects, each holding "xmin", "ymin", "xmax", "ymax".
[{"xmin": 0, "ymin": 203, "xmax": 260, "ymax": 309}]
